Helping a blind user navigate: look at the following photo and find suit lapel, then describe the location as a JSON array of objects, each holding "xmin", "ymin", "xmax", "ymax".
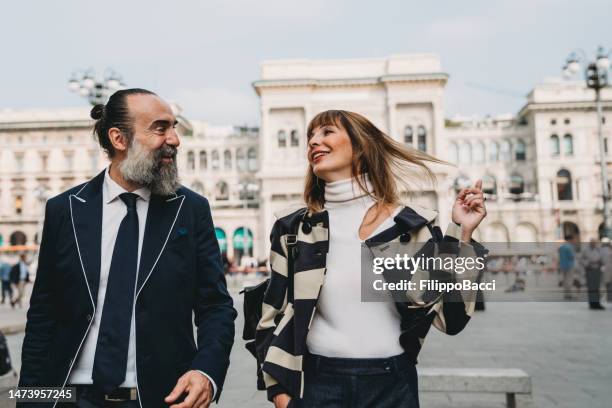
[
  {"xmin": 136, "ymin": 193, "xmax": 185, "ymax": 296},
  {"xmin": 69, "ymin": 171, "xmax": 105, "ymax": 304}
]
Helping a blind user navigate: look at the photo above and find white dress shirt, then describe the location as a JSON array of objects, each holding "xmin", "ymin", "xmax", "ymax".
[{"xmin": 69, "ymin": 167, "xmax": 217, "ymax": 398}]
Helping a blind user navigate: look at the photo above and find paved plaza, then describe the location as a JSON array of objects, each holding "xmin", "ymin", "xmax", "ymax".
[{"xmin": 2, "ymin": 289, "xmax": 611, "ymax": 407}]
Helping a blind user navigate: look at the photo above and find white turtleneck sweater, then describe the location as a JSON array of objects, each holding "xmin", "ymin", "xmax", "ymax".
[{"xmin": 306, "ymin": 177, "xmax": 405, "ymax": 358}]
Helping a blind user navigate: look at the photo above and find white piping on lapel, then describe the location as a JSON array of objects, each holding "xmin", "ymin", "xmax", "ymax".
[
  {"xmin": 134, "ymin": 193, "xmax": 185, "ymax": 407},
  {"xmin": 54, "ymin": 194, "xmax": 97, "ymax": 408},
  {"xmin": 135, "ymin": 194, "xmax": 185, "ymax": 299}
]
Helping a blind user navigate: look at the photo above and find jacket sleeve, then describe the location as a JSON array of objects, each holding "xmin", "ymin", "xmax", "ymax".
[
  {"xmin": 19, "ymin": 200, "xmax": 58, "ymax": 387},
  {"xmin": 190, "ymin": 197, "xmax": 237, "ymax": 402},
  {"xmin": 428, "ymin": 221, "xmax": 488, "ymax": 335},
  {"xmin": 254, "ymin": 219, "xmax": 291, "ymax": 401}
]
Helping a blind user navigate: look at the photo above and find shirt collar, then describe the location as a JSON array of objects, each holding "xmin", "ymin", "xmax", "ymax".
[{"xmin": 104, "ymin": 166, "xmax": 151, "ymax": 204}]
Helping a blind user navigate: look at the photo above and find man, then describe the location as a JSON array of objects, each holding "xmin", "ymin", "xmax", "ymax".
[
  {"xmin": 0, "ymin": 256, "xmax": 12, "ymax": 305},
  {"xmin": 10, "ymin": 253, "xmax": 29, "ymax": 308},
  {"xmin": 19, "ymin": 89, "xmax": 236, "ymax": 408},
  {"xmin": 558, "ymin": 235, "xmax": 577, "ymax": 300},
  {"xmin": 580, "ymin": 238, "xmax": 605, "ymax": 310}
]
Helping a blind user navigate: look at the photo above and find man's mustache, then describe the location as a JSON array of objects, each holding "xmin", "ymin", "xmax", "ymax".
[{"xmin": 154, "ymin": 145, "xmax": 177, "ymax": 161}]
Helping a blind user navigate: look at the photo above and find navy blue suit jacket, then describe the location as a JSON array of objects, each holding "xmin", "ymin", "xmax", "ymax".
[{"xmin": 18, "ymin": 170, "xmax": 236, "ymax": 407}]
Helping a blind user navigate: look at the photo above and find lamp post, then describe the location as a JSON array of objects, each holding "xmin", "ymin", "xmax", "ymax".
[
  {"xmin": 562, "ymin": 47, "xmax": 612, "ymax": 238},
  {"xmin": 68, "ymin": 68, "xmax": 125, "ymax": 105}
]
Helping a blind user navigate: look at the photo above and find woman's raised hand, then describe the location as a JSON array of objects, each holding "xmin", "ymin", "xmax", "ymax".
[{"xmin": 451, "ymin": 179, "xmax": 487, "ymax": 241}]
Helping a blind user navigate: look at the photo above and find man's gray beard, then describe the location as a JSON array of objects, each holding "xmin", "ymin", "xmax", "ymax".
[{"xmin": 119, "ymin": 140, "xmax": 180, "ymax": 196}]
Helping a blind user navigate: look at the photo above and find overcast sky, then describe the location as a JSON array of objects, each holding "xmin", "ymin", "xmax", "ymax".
[{"xmin": 1, "ymin": 0, "xmax": 610, "ymax": 125}]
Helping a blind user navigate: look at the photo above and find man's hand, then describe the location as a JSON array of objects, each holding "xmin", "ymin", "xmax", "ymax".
[
  {"xmin": 273, "ymin": 393, "xmax": 291, "ymax": 408},
  {"xmin": 165, "ymin": 370, "xmax": 212, "ymax": 408}
]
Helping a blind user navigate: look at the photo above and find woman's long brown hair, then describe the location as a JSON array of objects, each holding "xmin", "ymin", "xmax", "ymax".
[{"xmin": 304, "ymin": 110, "xmax": 447, "ymax": 213}]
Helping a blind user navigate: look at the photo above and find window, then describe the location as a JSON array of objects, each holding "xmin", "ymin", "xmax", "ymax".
[
  {"xmin": 453, "ymin": 175, "xmax": 471, "ymax": 194},
  {"xmin": 64, "ymin": 151, "xmax": 74, "ymax": 171},
  {"xmin": 563, "ymin": 134, "xmax": 573, "ymax": 155},
  {"xmin": 40, "ymin": 153, "xmax": 49, "ymax": 172},
  {"xmin": 15, "ymin": 195, "xmax": 23, "ymax": 215},
  {"xmin": 556, "ymin": 169, "xmax": 573, "ymax": 201},
  {"xmin": 14, "ymin": 153, "xmax": 24, "ymax": 172},
  {"xmin": 187, "ymin": 151, "xmax": 195, "ymax": 172},
  {"xmin": 459, "ymin": 142, "xmax": 472, "ymax": 164},
  {"xmin": 605, "ymin": 138, "xmax": 609, "ymax": 154},
  {"xmin": 199, "ymin": 151, "xmax": 207, "ymax": 170},
  {"xmin": 550, "ymin": 135, "xmax": 560, "ymax": 156},
  {"xmin": 500, "ymin": 140, "xmax": 511, "ymax": 162},
  {"xmin": 449, "ymin": 143, "xmax": 459, "ymax": 164},
  {"xmin": 248, "ymin": 148, "xmax": 258, "ymax": 171},
  {"xmin": 551, "ymin": 118, "xmax": 557, "ymax": 125},
  {"xmin": 509, "ymin": 174, "xmax": 524, "ymax": 195},
  {"xmin": 211, "ymin": 150, "xmax": 220, "ymax": 170},
  {"xmin": 191, "ymin": 181, "xmax": 205, "ymax": 195},
  {"xmin": 290, "ymin": 130, "xmax": 299, "ymax": 147},
  {"xmin": 215, "ymin": 181, "xmax": 229, "ymax": 201},
  {"xmin": 278, "ymin": 130, "xmax": 287, "ymax": 148},
  {"xmin": 489, "ymin": 142, "xmax": 499, "ymax": 162},
  {"xmin": 404, "ymin": 126, "xmax": 413, "ymax": 146},
  {"xmin": 224, "ymin": 150, "xmax": 232, "ymax": 170},
  {"xmin": 417, "ymin": 126, "xmax": 427, "ymax": 152},
  {"xmin": 515, "ymin": 139, "xmax": 526, "ymax": 161},
  {"xmin": 236, "ymin": 148, "xmax": 247, "ymax": 172},
  {"xmin": 564, "ymin": 118, "xmax": 570, "ymax": 125},
  {"xmin": 482, "ymin": 175, "xmax": 497, "ymax": 196},
  {"xmin": 474, "ymin": 142, "xmax": 485, "ymax": 164}
]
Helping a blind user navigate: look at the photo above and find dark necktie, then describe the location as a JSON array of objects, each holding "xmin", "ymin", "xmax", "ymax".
[{"xmin": 92, "ymin": 192, "xmax": 139, "ymax": 393}]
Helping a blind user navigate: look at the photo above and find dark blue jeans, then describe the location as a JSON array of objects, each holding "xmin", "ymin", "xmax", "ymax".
[{"xmin": 298, "ymin": 352, "xmax": 419, "ymax": 408}]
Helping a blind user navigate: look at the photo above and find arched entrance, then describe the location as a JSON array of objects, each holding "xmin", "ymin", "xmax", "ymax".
[
  {"xmin": 10, "ymin": 231, "xmax": 27, "ymax": 246},
  {"xmin": 215, "ymin": 227, "xmax": 227, "ymax": 254},
  {"xmin": 233, "ymin": 227, "xmax": 253, "ymax": 264}
]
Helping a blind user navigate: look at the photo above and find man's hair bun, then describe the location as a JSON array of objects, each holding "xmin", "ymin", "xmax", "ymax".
[{"xmin": 90, "ymin": 104, "xmax": 105, "ymax": 120}]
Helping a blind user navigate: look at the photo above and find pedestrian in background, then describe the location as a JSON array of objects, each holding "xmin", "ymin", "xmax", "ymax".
[
  {"xmin": 9, "ymin": 253, "xmax": 29, "ymax": 308},
  {"xmin": 601, "ymin": 237, "xmax": 612, "ymax": 303},
  {"xmin": 580, "ymin": 238, "xmax": 605, "ymax": 310},
  {"xmin": 0, "ymin": 256, "xmax": 13, "ymax": 305},
  {"xmin": 559, "ymin": 235, "xmax": 577, "ymax": 300}
]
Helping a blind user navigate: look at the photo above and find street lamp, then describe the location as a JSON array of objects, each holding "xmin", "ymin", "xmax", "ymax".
[
  {"xmin": 238, "ymin": 180, "xmax": 260, "ymax": 265},
  {"xmin": 68, "ymin": 68, "xmax": 125, "ymax": 105},
  {"xmin": 562, "ymin": 46, "xmax": 612, "ymax": 238}
]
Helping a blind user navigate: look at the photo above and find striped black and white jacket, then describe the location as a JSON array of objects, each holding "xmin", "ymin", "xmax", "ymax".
[{"xmin": 255, "ymin": 204, "xmax": 488, "ymax": 402}]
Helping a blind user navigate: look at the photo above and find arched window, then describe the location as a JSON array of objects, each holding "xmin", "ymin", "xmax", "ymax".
[
  {"xmin": 500, "ymin": 140, "xmax": 511, "ymax": 162},
  {"xmin": 199, "ymin": 151, "xmax": 207, "ymax": 170},
  {"xmin": 290, "ymin": 130, "xmax": 299, "ymax": 147},
  {"xmin": 489, "ymin": 142, "xmax": 499, "ymax": 162},
  {"xmin": 417, "ymin": 126, "xmax": 427, "ymax": 152},
  {"xmin": 215, "ymin": 227, "xmax": 227, "ymax": 253},
  {"xmin": 550, "ymin": 135, "xmax": 560, "ymax": 156},
  {"xmin": 233, "ymin": 227, "xmax": 254, "ymax": 261},
  {"xmin": 563, "ymin": 134, "xmax": 573, "ymax": 155},
  {"xmin": 10, "ymin": 230, "xmax": 27, "ymax": 246},
  {"xmin": 278, "ymin": 130, "xmax": 287, "ymax": 148},
  {"xmin": 187, "ymin": 151, "xmax": 195, "ymax": 172},
  {"xmin": 236, "ymin": 148, "xmax": 246, "ymax": 172},
  {"xmin": 474, "ymin": 141, "xmax": 485, "ymax": 163},
  {"xmin": 404, "ymin": 126, "xmax": 413, "ymax": 146},
  {"xmin": 191, "ymin": 181, "xmax": 205, "ymax": 195},
  {"xmin": 515, "ymin": 139, "xmax": 526, "ymax": 161},
  {"xmin": 556, "ymin": 169, "xmax": 573, "ymax": 201},
  {"xmin": 215, "ymin": 181, "xmax": 229, "ymax": 200},
  {"xmin": 453, "ymin": 175, "xmax": 471, "ymax": 194},
  {"xmin": 482, "ymin": 174, "xmax": 497, "ymax": 196},
  {"xmin": 509, "ymin": 174, "xmax": 524, "ymax": 195},
  {"xmin": 248, "ymin": 148, "xmax": 258, "ymax": 171},
  {"xmin": 224, "ymin": 149, "xmax": 232, "ymax": 170},
  {"xmin": 459, "ymin": 142, "xmax": 472, "ymax": 164},
  {"xmin": 211, "ymin": 150, "xmax": 220, "ymax": 170},
  {"xmin": 449, "ymin": 142, "xmax": 459, "ymax": 164}
]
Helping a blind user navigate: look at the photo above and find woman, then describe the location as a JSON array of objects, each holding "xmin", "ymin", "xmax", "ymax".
[{"xmin": 255, "ymin": 110, "xmax": 487, "ymax": 408}]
